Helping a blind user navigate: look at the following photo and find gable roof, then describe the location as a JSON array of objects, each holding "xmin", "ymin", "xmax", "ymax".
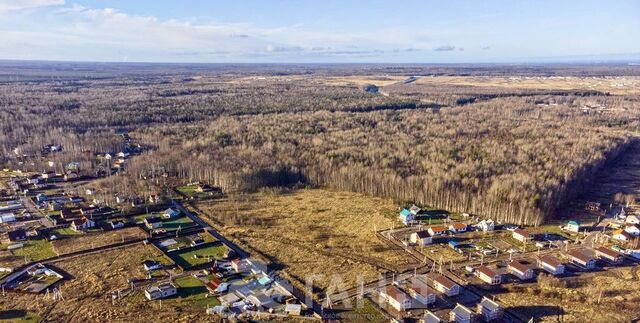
[
  {"xmin": 451, "ymin": 303, "xmax": 473, "ymax": 317},
  {"xmin": 450, "ymin": 222, "xmax": 467, "ymax": 230},
  {"xmin": 429, "ymin": 225, "xmax": 447, "ymax": 233},
  {"xmin": 508, "ymin": 260, "xmax": 531, "ymax": 273},
  {"xmin": 400, "ymin": 209, "xmax": 411, "ymax": 217},
  {"xmin": 415, "ymin": 230, "xmax": 431, "ymax": 238},
  {"xmin": 433, "ymin": 274, "xmax": 457, "ymax": 289},
  {"xmin": 613, "ymin": 229, "xmax": 633, "ymax": 240},
  {"xmin": 513, "ymin": 228, "xmax": 531, "ymax": 238},
  {"xmin": 568, "ymin": 249, "xmax": 594, "ymax": 263},
  {"xmin": 538, "ymin": 255, "xmax": 562, "ymax": 268},
  {"xmin": 477, "ymin": 265, "xmax": 498, "ymax": 277},
  {"xmin": 595, "ymin": 246, "xmax": 620, "ymax": 258},
  {"xmin": 383, "ymin": 285, "xmax": 410, "ymax": 302},
  {"xmin": 479, "ymin": 297, "xmax": 500, "ymax": 311}
]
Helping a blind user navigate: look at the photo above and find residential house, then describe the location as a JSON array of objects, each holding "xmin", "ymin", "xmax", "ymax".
[
  {"xmin": 410, "ymin": 231, "xmax": 432, "ymax": 245},
  {"xmin": 432, "ymin": 274, "xmax": 460, "ymax": 296},
  {"xmin": 537, "ymin": 255, "xmax": 565, "ymax": 275},
  {"xmin": 144, "ymin": 216, "xmax": 163, "ymax": 230},
  {"xmin": 420, "ymin": 311, "xmax": 441, "ymax": 323},
  {"xmin": 568, "ymin": 249, "xmax": 596, "ymax": 269},
  {"xmin": 566, "ymin": 220, "xmax": 580, "ymax": 233},
  {"xmin": 626, "ymin": 215, "xmax": 640, "ymax": 225},
  {"xmin": 85, "ymin": 188, "xmax": 96, "ymax": 196},
  {"xmin": 449, "ymin": 222, "xmax": 467, "ymax": 233},
  {"xmin": 70, "ymin": 217, "xmax": 95, "ymax": 232},
  {"xmin": 0, "ymin": 213, "xmax": 16, "ymax": 223},
  {"xmin": 409, "ymin": 204, "xmax": 421, "ymax": 215},
  {"xmin": 428, "ymin": 226, "xmax": 448, "ymax": 237},
  {"xmin": 612, "ymin": 229, "xmax": 633, "ymax": 242},
  {"xmin": 476, "ymin": 266, "xmax": 501, "ymax": 285},
  {"xmin": 625, "ymin": 224, "xmax": 640, "ymax": 236},
  {"xmin": 512, "ymin": 229, "xmax": 532, "ymax": 242},
  {"xmin": 380, "ymin": 285, "xmax": 412, "ymax": 311},
  {"xmin": 477, "ymin": 219, "xmax": 495, "ymax": 232},
  {"xmin": 594, "ymin": 246, "xmax": 624, "ymax": 264},
  {"xmin": 407, "ymin": 277, "xmax": 436, "ymax": 305},
  {"xmin": 508, "ymin": 261, "xmax": 535, "ymax": 280},
  {"xmin": 7, "ymin": 229, "xmax": 27, "ymax": 242},
  {"xmin": 231, "ymin": 258, "xmax": 247, "ymax": 272},
  {"xmin": 399, "ymin": 209, "xmax": 415, "ymax": 225},
  {"xmin": 162, "ymin": 208, "xmax": 180, "ymax": 219},
  {"xmin": 285, "ymin": 303, "xmax": 302, "ymax": 316},
  {"xmin": 476, "ymin": 297, "xmax": 502, "ymax": 321},
  {"xmin": 195, "ymin": 184, "xmax": 213, "ymax": 193},
  {"xmin": 60, "ymin": 208, "xmax": 74, "ymax": 219},
  {"xmin": 143, "ymin": 260, "xmax": 162, "ymax": 271},
  {"xmin": 145, "ymin": 282, "xmax": 177, "ymax": 300},
  {"xmin": 109, "ymin": 220, "xmax": 125, "ymax": 229},
  {"xmin": 449, "ymin": 303, "xmax": 475, "ymax": 323},
  {"xmin": 246, "ymin": 292, "xmax": 274, "ymax": 309}
]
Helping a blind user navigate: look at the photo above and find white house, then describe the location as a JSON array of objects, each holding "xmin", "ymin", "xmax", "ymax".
[
  {"xmin": 449, "ymin": 222, "xmax": 467, "ymax": 233},
  {"xmin": 70, "ymin": 217, "xmax": 96, "ymax": 232},
  {"xmin": 0, "ymin": 213, "xmax": 16, "ymax": 223},
  {"xmin": 512, "ymin": 229, "xmax": 532, "ymax": 242},
  {"xmin": 477, "ymin": 266, "xmax": 501, "ymax": 285},
  {"xmin": 410, "ymin": 231, "xmax": 432, "ymax": 245},
  {"xmin": 568, "ymin": 249, "xmax": 596, "ymax": 269},
  {"xmin": 626, "ymin": 215, "xmax": 640, "ymax": 224},
  {"xmin": 477, "ymin": 297, "xmax": 502, "ymax": 322},
  {"xmin": 625, "ymin": 224, "xmax": 640, "ymax": 236},
  {"xmin": 145, "ymin": 282, "xmax": 177, "ymax": 300},
  {"xmin": 508, "ymin": 261, "xmax": 535, "ymax": 280},
  {"xmin": 428, "ymin": 226, "xmax": 448, "ymax": 237},
  {"xmin": 450, "ymin": 303, "xmax": 475, "ymax": 323},
  {"xmin": 421, "ymin": 311, "xmax": 441, "ymax": 323},
  {"xmin": 380, "ymin": 285, "xmax": 412, "ymax": 311},
  {"xmin": 162, "ymin": 208, "xmax": 180, "ymax": 219},
  {"xmin": 537, "ymin": 255, "xmax": 565, "ymax": 275},
  {"xmin": 565, "ymin": 220, "xmax": 580, "ymax": 233},
  {"xmin": 407, "ymin": 277, "xmax": 436, "ymax": 305},
  {"xmin": 594, "ymin": 246, "xmax": 624, "ymax": 264},
  {"xmin": 612, "ymin": 229, "xmax": 633, "ymax": 242},
  {"xmin": 432, "ymin": 274, "xmax": 460, "ymax": 296},
  {"xmin": 409, "ymin": 204, "xmax": 421, "ymax": 215},
  {"xmin": 477, "ymin": 219, "xmax": 495, "ymax": 232}
]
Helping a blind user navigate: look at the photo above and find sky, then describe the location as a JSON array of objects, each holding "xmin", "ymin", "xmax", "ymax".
[{"xmin": 0, "ymin": 0, "xmax": 639, "ymax": 63}]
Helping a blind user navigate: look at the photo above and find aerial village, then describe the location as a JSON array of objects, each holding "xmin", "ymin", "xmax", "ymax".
[{"xmin": 1, "ymin": 135, "xmax": 639, "ymax": 322}]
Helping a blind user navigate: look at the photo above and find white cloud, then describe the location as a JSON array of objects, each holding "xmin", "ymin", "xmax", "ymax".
[{"xmin": 0, "ymin": 0, "xmax": 64, "ymax": 14}]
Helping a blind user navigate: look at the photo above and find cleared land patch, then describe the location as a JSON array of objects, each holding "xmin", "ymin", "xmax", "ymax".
[
  {"xmin": 51, "ymin": 226, "xmax": 147, "ymax": 255},
  {"xmin": 195, "ymin": 188, "xmax": 421, "ymax": 296}
]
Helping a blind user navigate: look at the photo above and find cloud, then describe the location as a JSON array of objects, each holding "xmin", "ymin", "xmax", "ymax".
[
  {"xmin": 434, "ymin": 45, "xmax": 456, "ymax": 52},
  {"xmin": 482, "ymin": 46, "xmax": 491, "ymax": 50},
  {"xmin": 0, "ymin": 0, "xmax": 64, "ymax": 14}
]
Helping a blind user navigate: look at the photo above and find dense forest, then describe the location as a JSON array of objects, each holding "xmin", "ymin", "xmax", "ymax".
[{"xmin": 2, "ymin": 62, "xmax": 640, "ymax": 225}]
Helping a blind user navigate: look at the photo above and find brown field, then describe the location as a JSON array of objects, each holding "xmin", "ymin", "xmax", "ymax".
[
  {"xmin": 51, "ymin": 227, "xmax": 148, "ymax": 255},
  {"xmin": 194, "ymin": 189, "xmax": 420, "ymax": 296},
  {"xmin": 499, "ymin": 267, "xmax": 640, "ymax": 322},
  {"xmin": 410, "ymin": 75, "xmax": 640, "ymax": 95},
  {"xmin": 0, "ymin": 244, "xmax": 222, "ymax": 323}
]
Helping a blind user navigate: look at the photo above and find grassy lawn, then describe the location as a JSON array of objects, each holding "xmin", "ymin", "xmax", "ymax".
[
  {"xmin": 173, "ymin": 276, "xmax": 219, "ymax": 307},
  {"xmin": 161, "ymin": 216, "xmax": 195, "ymax": 231},
  {"xmin": 53, "ymin": 227, "xmax": 83, "ymax": 237},
  {"xmin": 170, "ymin": 243, "xmax": 228, "ymax": 269},
  {"xmin": 0, "ymin": 310, "xmax": 40, "ymax": 323},
  {"xmin": 337, "ymin": 298, "xmax": 387, "ymax": 322},
  {"xmin": 11, "ymin": 239, "xmax": 56, "ymax": 261}
]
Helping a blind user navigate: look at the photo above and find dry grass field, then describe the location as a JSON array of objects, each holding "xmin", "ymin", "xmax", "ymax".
[
  {"xmin": 499, "ymin": 267, "xmax": 640, "ymax": 322},
  {"xmin": 409, "ymin": 75, "xmax": 640, "ymax": 95},
  {"xmin": 51, "ymin": 227, "xmax": 148, "ymax": 255},
  {"xmin": 0, "ymin": 244, "xmax": 222, "ymax": 323},
  {"xmin": 194, "ymin": 189, "xmax": 420, "ymax": 296}
]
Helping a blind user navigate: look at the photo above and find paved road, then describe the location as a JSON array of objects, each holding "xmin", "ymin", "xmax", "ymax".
[{"xmin": 20, "ymin": 196, "xmax": 54, "ymax": 228}]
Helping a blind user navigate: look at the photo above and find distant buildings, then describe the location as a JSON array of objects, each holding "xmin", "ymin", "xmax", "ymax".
[
  {"xmin": 399, "ymin": 209, "xmax": 415, "ymax": 225},
  {"xmin": 565, "ymin": 220, "xmax": 580, "ymax": 233},
  {"xmin": 449, "ymin": 222, "xmax": 467, "ymax": 233},
  {"xmin": 476, "ymin": 219, "xmax": 495, "ymax": 232},
  {"xmin": 428, "ymin": 226, "xmax": 448, "ymax": 237}
]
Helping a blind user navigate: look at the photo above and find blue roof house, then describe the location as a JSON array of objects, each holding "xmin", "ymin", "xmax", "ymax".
[{"xmin": 399, "ymin": 208, "xmax": 415, "ymax": 225}]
